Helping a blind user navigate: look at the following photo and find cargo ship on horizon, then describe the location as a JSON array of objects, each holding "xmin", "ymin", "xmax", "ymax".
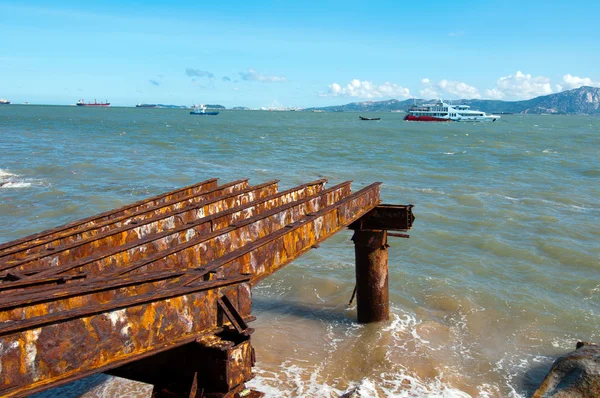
[
  {"xmin": 76, "ymin": 99, "xmax": 110, "ymax": 107},
  {"xmin": 135, "ymin": 103, "xmax": 157, "ymax": 108}
]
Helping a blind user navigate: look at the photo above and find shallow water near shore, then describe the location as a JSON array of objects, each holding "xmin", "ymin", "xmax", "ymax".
[{"xmin": 1, "ymin": 105, "xmax": 598, "ymax": 397}]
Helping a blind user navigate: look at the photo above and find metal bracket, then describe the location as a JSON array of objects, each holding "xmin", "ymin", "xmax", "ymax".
[
  {"xmin": 348, "ymin": 204, "xmax": 415, "ymax": 231},
  {"xmin": 218, "ymin": 295, "xmax": 249, "ymax": 334}
]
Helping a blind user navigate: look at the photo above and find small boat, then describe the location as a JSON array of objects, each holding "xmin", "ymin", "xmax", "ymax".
[
  {"xmin": 136, "ymin": 103, "xmax": 157, "ymax": 108},
  {"xmin": 0, "ymin": 98, "xmax": 10, "ymax": 105},
  {"xmin": 404, "ymin": 100, "xmax": 499, "ymax": 122},
  {"xmin": 359, "ymin": 116, "xmax": 381, "ymax": 121},
  {"xmin": 77, "ymin": 99, "xmax": 110, "ymax": 107},
  {"xmin": 190, "ymin": 104, "xmax": 219, "ymax": 115}
]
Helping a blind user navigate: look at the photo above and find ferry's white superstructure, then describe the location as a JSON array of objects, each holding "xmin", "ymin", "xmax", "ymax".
[{"xmin": 404, "ymin": 101, "xmax": 500, "ymax": 122}]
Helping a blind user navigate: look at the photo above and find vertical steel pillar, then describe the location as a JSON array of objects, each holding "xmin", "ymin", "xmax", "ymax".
[{"xmin": 352, "ymin": 229, "xmax": 389, "ymax": 323}]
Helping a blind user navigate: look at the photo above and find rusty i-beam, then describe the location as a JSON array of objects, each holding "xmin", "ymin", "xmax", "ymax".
[{"xmin": 0, "ymin": 178, "xmax": 414, "ymax": 397}]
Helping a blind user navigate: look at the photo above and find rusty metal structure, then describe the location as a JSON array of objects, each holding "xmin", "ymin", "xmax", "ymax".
[{"xmin": 0, "ymin": 178, "xmax": 414, "ymax": 397}]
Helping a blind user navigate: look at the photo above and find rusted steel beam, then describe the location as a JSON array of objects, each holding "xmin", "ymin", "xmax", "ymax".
[
  {"xmin": 0, "ymin": 181, "xmax": 327, "ymax": 292},
  {"xmin": 0, "ymin": 180, "xmax": 280, "ymax": 270},
  {"xmin": 0, "ymin": 179, "xmax": 319, "ymax": 276},
  {"xmin": 0, "ymin": 178, "xmax": 220, "ymax": 253},
  {"xmin": 168, "ymin": 182, "xmax": 382, "ymax": 285},
  {"xmin": 0, "ymin": 179, "xmax": 252, "ymax": 264},
  {"xmin": 2, "ymin": 181, "xmax": 352, "ymax": 283},
  {"xmin": 110, "ymin": 181, "xmax": 354, "ymax": 278},
  {"xmin": 349, "ymin": 204, "xmax": 415, "ymax": 232},
  {"xmin": 353, "ymin": 229, "xmax": 389, "ymax": 323},
  {"xmin": 0, "ymin": 273, "xmax": 253, "ymax": 397}
]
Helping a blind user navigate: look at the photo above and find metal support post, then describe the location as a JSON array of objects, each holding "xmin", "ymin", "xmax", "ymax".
[{"xmin": 352, "ymin": 229, "xmax": 389, "ymax": 323}]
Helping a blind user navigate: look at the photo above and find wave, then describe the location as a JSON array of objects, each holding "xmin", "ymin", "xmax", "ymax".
[{"xmin": 0, "ymin": 169, "xmax": 41, "ymax": 189}]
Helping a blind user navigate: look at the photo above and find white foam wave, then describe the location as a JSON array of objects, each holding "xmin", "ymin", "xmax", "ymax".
[
  {"xmin": 0, "ymin": 169, "xmax": 16, "ymax": 178},
  {"xmin": 0, "ymin": 169, "xmax": 42, "ymax": 189},
  {"xmin": 1, "ymin": 181, "xmax": 32, "ymax": 188},
  {"xmin": 249, "ymin": 364, "xmax": 477, "ymax": 398}
]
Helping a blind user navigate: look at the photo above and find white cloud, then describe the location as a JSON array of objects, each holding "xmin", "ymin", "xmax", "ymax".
[
  {"xmin": 486, "ymin": 71, "xmax": 552, "ymax": 100},
  {"xmin": 419, "ymin": 87, "xmax": 439, "ymax": 99},
  {"xmin": 419, "ymin": 79, "xmax": 480, "ymax": 99},
  {"xmin": 484, "ymin": 88, "xmax": 505, "ymax": 100},
  {"xmin": 327, "ymin": 79, "xmax": 411, "ymax": 99},
  {"xmin": 438, "ymin": 80, "xmax": 481, "ymax": 98},
  {"xmin": 239, "ymin": 69, "xmax": 286, "ymax": 82},
  {"xmin": 557, "ymin": 74, "xmax": 600, "ymax": 91}
]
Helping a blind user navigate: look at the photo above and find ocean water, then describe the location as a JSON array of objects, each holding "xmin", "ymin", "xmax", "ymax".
[{"xmin": 1, "ymin": 105, "xmax": 598, "ymax": 397}]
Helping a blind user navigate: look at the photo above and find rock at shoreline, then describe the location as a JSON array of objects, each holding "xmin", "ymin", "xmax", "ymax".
[{"xmin": 533, "ymin": 341, "xmax": 600, "ymax": 398}]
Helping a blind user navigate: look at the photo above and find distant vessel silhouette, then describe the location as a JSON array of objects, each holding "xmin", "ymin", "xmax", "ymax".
[
  {"xmin": 190, "ymin": 104, "xmax": 219, "ymax": 115},
  {"xmin": 77, "ymin": 99, "xmax": 110, "ymax": 107}
]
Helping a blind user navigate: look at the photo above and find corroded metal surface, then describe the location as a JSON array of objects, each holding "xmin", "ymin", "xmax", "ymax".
[
  {"xmin": 164, "ymin": 182, "xmax": 383, "ymax": 285},
  {"xmin": 0, "ymin": 180, "xmax": 326, "ymax": 281},
  {"xmin": 0, "ymin": 178, "xmax": 220, "ymax": 254},
  {"xmin": 0, "ymin": 179, "xmax": 254, "ymax": 265},
  {"xmin": 353, "ymin": 229, "xmax": 389, "ymax": 323},
  {"xmin": 0, "ymin": 273, "xmax": 252, "ymax": 397},
  {"xmin": 349, "ymin": 204, "xmax": 415, "ymax": 231},
  {"xmin": 0, "ymin": 178, "xmax": 389, "ymax": 397},
  {"xmin": 0, "ymin": 181, "xmax": 349, "ymax": 283}
]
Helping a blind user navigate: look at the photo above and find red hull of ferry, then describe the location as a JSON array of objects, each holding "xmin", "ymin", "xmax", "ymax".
[{"xmin": 404, "ymin": 115, "xmax": 450, "ymax": 122}]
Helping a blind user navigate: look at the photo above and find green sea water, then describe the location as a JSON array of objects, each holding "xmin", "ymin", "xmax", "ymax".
[{"xmin": 1, "ymin": 105, "xmax": 598, "ymax": 397}]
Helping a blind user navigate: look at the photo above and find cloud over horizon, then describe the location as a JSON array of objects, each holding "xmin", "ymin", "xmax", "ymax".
[
  {"xmin": 420, "ymin": 78, "xmax": 481, "ymax": 99},
  {"xmin": 556, "ymin": 74, "xmax": 600, "ymax": 91},
  {"xmin": 185, "ymin": 68, "xmax": 215, "ymax": 79},
  {"xmin": 327, "ymin": 79, "xmax": 410, "ymax": 99},
  {"xmin": 485, "ymin": 71, "xmax": 553, "ymax": 100},
  {"xmin": 239, "ymin": 69, "xmax": 286, "ymax": 82}
]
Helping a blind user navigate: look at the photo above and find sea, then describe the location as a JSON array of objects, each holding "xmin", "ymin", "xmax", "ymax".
[{"xmin": 0, "ymin": 105, "xmax": 598, "ymax": 397}]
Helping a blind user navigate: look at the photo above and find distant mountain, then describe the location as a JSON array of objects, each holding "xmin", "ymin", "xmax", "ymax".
[
  {"xmin": 152, "ymin": 104, "xmax": 226, "ymax": 109},
  {"xmin": 155, "ymin": 104, "xmax": 188, "ymax": 109},
  {"xmin": 306, "ymin": 86, "xmax": 600, "ymax": 115},
  {"xmin": 305, "ymin": 99, "xmax": 413, "ymax": 113}
]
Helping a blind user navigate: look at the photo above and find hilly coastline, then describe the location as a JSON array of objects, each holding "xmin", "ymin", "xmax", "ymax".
[{"xmin": 305, "ymin": 86, "xmax": 600, "ymax": 115}]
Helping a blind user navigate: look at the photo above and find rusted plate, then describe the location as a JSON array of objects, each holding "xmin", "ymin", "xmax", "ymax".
[
  {"xmin": 196, "ymin": 335, "xmax": 255, "ymax": 392},
  {"xmin": 348, "ymin": 204, "xmax": 414, "ymax": 231},
  {"xmin": 0, "ymin": 274, "xmax": 252, "ymax": 397},
  {"xmin": 0, "ymin": 178, "xmax": 220, "ymax": 253}
]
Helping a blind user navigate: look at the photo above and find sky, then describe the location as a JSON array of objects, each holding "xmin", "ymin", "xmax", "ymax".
[{"xmin": 1, "ymin": 0, "xmax": 599, "ymax": 108}]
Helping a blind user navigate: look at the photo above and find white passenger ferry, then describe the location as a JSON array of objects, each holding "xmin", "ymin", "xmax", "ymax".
[{"xmin": 404, "ymin": 101, "xmax": 500, "ymax": 122}]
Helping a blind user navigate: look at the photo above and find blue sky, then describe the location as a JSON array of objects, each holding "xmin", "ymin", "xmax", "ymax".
[{"xmin": 1, "ymin": 1, "xmax": 599, "ymax": 108}]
